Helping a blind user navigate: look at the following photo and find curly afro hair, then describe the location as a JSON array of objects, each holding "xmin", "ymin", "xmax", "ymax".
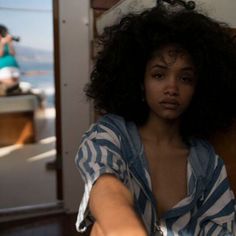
[{"xmin": 85, "ymin": 5, "xmax": 236, "ymax": 139}]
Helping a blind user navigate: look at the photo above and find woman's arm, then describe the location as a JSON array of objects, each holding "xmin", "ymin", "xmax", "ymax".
[
  {"xmin": 0, "ymin": 39, "xmax": 5, "ymax": 56},
  {"xmin": 89, "ymin": 174, "xmax": 148, "ymax": 236},
  {"xmin": 0, "ymin": 34, "xmax": 16, "ymax": 55},
  {"xmin": 7, "ymin": 41, "xmax": 16, "ymax": 55},
  {"xmin": 6, "ymin": 35, "xmax": 16, "ymax": 55}
]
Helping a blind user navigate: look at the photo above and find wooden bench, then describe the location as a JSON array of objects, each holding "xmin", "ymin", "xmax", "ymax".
[{"xmin": 0, "ymin": 95, "xmax": 39, "ymax": 146}]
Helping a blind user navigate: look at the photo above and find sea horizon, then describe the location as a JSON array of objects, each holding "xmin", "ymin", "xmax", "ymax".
[{"xmin": 18, "ymin": 60, "xmax": 55, "ymax": 108}]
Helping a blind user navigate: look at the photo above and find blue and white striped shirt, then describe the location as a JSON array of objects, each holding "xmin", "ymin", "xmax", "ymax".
[{"xmin": 75, "ymin": 114, "xmax": 236, "ymax": 235}]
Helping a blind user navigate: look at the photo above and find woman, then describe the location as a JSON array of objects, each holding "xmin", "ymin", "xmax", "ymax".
[
  {"xmin": 0, "ymin": 25, "xmax": 20, "ymax": 95},
  {"xmin": 75, "ymin": 5, "xmax": 236, "ymax": 236}
]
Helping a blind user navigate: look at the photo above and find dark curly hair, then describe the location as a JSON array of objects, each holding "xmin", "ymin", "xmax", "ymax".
[{"xmin": 85, "ymin": 5, "xmax": 236, "ymax": 139}]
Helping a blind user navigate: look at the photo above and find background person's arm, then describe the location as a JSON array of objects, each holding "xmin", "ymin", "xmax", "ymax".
[
  {"xmin": 0, "ymin": 35, "xmax": 15, "ymax": 56},
  {"xmin": 89, "ymin": 174, "xmax": 148, "ymax": 236},
  {"xmin": 5, "ymin": 35, "xmax": 16, "ymax": 55},
  {"xmin": 0, "ymin": 40, "xmax": 5, "ymax": 56}
]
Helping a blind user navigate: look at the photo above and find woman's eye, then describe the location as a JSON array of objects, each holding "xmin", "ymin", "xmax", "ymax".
[
  {"xmin": 153, "ymin": 73, "xmax": 164, "ymax": 80},
  {"xmin": 180, "ymin": 76, "xmax": 194, "ymax": 84}
]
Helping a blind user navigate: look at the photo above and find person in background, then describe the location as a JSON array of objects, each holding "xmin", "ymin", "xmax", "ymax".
[
  {"xmin": 75, "ymin": 4, "xmax": 236, "ymax": 236},
  {"xmin": 0, "ymin": 24, "xmax": 20, "ymax": 95}
]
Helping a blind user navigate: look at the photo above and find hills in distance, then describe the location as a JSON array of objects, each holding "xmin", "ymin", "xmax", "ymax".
[{"xmin": 15, "ymin": 44, "xmax": 53, "ymax": 64}]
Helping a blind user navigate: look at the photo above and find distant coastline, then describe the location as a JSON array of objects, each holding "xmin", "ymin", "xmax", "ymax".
[
  {"xmin": 15, "ymin": 44, "xmax": 53, "ymax": 64},
  {"xmin": 21, "ymin": 70, "xmax": 51, "ymax": 77}
]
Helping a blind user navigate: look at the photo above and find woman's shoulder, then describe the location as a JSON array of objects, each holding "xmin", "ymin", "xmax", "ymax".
[
  {"xmin": 92, "ymin": 113, "xmax": 135, "ymax": 136},
  {"xmin": 189, "ymin": 138, "xmax": 216, "ymax": 155},
  {"xmin": 188, "ymin": 138, "xmax": 220, "ymax": 180},
  {"xmin": 81, "ymin": 113, "xmax": 131, "ymax": 143},
  {"xmin": 98, "ymin": 113, "xmax": 126, "ymax": 125},
  {"xmin": 81, "ymin": 113, "xmax": 141, "ymax": 151}
]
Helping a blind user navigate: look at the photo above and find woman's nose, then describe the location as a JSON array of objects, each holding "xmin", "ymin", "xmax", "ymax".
[{"xmin": 164, "ymin": 78, "xmax": 179, "ymax": 96}]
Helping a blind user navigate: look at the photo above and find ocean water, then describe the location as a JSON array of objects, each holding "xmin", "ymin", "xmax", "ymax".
[{"xmin": 18, "ymin": 61, "xmax": 55, "ymax": 107}]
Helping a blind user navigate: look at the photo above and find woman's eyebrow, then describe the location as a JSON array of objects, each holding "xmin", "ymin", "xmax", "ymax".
[
  {"xmin": 181, "ymin": 67, "xmax": 196, "ymax": 72},
  {"xmin": 150, "ymin": 64, "xmax": 195, "ymax": 72},
  {"xmin": 150, "ymin": 64, "xmax": 167, "ymax": 69}
]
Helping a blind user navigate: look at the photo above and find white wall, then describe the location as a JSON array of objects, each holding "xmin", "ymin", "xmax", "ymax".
[
  {"xmin": 59, "ymin": 0, "xmax": 91, "ymax": 212},
  {"xmin": 96, "ymin": 0, "xmax": 236, "ymax": 36},
  {"xmin": 196, "ymin": 0, "xmax": 236, "ymax": 27}
]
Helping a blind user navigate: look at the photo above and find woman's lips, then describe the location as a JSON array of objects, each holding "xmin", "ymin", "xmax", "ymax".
[{"xmin": 160, "ymin": 99, "xmax": 179, "ymax": 109}]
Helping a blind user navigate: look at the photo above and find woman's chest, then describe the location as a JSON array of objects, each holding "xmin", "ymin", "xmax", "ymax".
[{"xmin": 144, "ymin": 146, "xmax": 189, "ymax": 217}]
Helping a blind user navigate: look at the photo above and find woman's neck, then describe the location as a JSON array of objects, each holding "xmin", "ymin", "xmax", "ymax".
[{"xmin": 139, "ymin": 113, "xmax": 183, "ymax": 147}]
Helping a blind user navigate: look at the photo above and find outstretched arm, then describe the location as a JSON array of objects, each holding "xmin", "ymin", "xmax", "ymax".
[{"xmin": 89, "ymin": 174, "xmax": 148, "ymax": 236}]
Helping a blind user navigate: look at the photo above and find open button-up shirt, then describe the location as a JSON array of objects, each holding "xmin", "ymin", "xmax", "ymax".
[{"xmin": 75, "ymin": 114, "xmax": 236, "ymax": 235}]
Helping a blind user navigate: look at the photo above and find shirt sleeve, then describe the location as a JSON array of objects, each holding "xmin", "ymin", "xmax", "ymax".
[
  {"xmin": 75, "ymin": 122, "xmax": 128, "ymax": 232},
  {"xmin": 197, "ymin": 156, "xmax": 236, "ymax": 235}
]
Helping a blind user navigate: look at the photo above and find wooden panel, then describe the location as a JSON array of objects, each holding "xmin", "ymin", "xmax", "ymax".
[
  {"xmin": 209, "ymin": 120, "xmax": 236, "ymax": 195},
  {"xmin": 0, "ymin": 112, "xmax": 36, "ymax": 146},
  {"xmin": 91, "ymin": 0, "xmax": 121, "ymax": 10},
  {"xmin": 0, "ymin": 213, "xmax": 90, "ymax": 236},
  {"xmin": 230, "ymin": 28, "xmax": 236, "ymax": 41}
]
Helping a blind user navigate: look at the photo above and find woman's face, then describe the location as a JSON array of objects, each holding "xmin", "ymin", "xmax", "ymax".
[{"xmin": 144, "ymin": 45, "xmax": 197, "ymax": 122}]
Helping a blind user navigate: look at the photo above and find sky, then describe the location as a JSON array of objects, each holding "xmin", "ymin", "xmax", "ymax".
[{"xmin": 0, "ymin": 0, "xmax": 53, "ymax": 51}]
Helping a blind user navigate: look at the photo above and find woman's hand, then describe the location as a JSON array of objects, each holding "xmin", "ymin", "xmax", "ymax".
[
  {"xmin": 1, "ymin": 34, "xmax": 12, "ymax": 45},
  {"xmin": 0, "ymin": 34, "xmax": 16, "ymax": 55}
]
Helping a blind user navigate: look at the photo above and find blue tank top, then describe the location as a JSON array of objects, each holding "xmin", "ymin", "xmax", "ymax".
[{"xmin": 0, "ymin": 44, "xmax": 19, "ymax": 69}]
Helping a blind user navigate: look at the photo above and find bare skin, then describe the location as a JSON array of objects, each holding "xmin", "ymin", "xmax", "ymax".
[
  {"xmin": 139, "ymin": 44, "xmax": 197, "ymax": 218},
  {"xmin": 139, "ymin": 120, "xmax": 189, "ymax": 218},
  {"xmin": 89, "ymin": 174, "xmax": 148, "ymax": 236},
  {"xmin": 0, "ymin": 34, "xmax": 16, "ymax": 56}
]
